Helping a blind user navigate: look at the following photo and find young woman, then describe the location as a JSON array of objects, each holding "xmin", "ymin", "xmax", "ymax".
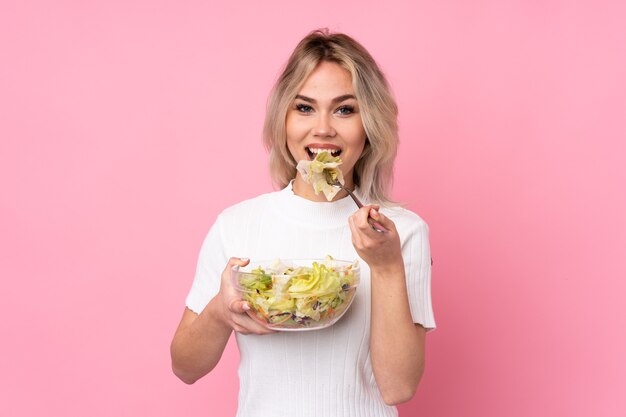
[{"xmin": 171, "ymin": 29, "xmax": 435, "ymax": 417}]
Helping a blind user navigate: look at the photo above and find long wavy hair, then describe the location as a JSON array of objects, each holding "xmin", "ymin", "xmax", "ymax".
[{"xmin": 263, "ymin": 29, "xmax": 399, "ymax": 204}]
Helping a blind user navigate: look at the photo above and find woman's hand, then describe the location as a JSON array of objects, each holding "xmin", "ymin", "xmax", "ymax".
[
  {"xmin": 216, "ymin": 257, "xmax": 276, "ymax": 335},
  {"xmin": 171, "ymin": 256, "xmax": 275, "ymax": 384},
  {"xmin": 348, "ymin": 206, "xmax": 403, "ymax": 272}
]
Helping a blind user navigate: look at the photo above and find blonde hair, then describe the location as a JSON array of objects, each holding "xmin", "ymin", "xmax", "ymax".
[{"xmin": 263, "ymin": 29, "xmax": 399, "ymax": 205}]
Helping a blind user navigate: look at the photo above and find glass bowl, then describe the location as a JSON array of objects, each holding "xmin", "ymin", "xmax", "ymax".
[{"xmin": 232, "ymin": 258, "xmax": 359, "ymax": 331}]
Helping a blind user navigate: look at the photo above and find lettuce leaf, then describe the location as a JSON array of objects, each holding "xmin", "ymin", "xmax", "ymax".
[{"xmin": 296, "ymin": 151, "xmax": 344, "ymax": 201}]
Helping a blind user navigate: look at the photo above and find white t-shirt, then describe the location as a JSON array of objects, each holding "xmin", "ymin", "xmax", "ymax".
[{"xmin": 186, "ymin": 183, "xmax": 435, "ymax": 417}]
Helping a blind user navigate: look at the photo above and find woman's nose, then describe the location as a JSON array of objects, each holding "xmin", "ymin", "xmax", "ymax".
[{"xmin": 312, "ymin": 114, "xmax": 336, "ymax": 137}]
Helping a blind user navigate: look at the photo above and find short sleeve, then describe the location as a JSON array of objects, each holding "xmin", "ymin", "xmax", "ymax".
[
  {"xmin": 403, "ymin": 219, "xmax": 436, "ymax": 331},
  {"xmin": 185, "ymin": 215, "xmax": 229, "ymax": 314}
]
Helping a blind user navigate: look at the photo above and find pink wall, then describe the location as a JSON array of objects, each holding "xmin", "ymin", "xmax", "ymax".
[{"xmin": 1, "ymin": 1, "xmax": 625, "ymax": 416}]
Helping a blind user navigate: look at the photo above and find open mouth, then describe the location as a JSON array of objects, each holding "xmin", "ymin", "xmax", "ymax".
[{"xmin": 305, "ymin": 146, "xmax": 342, "ymax": 160}]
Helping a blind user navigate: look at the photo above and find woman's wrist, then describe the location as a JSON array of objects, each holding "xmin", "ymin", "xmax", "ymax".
[{"xmin": 369, "ymin": 258, "xmax": 405, "ymax": 279}]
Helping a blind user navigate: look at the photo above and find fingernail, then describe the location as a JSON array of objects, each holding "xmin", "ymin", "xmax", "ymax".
[
  {"xmin": 242, "ymin": 302, "xmax": 250, "ymax": 311},
  {"xmin": 370, "ymin": 208, "xmax": 379, "ymax": 219},
  {"xmin": 240, "ymin": 257, "xmax": 249, "ymax": 262}
]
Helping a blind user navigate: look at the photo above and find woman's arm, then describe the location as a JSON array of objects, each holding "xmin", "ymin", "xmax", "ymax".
[
  {"xmin": 349, "ymin": 207, "xmax": 426, "ymax": 405},
  {"xmin": 370, "ymin": 262, "xmax": 426, "ymax": 404},
  {"xmin": 170, "ymin": 257, "xmax": 275, "ymax": 384},
  {"xmin": 170, "ymin": 299, "xmax": 233, "ymax": 384}
]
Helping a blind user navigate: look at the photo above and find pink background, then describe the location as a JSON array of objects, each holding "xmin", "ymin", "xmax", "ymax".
[{"xmin": 1, "ymin": 1, "xmax": 625, "ymax": 416}]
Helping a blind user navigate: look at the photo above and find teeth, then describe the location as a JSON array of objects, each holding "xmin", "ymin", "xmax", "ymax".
[{"xmin": 308, "ymin": 147, "xmax": 341, "ymax": 156}]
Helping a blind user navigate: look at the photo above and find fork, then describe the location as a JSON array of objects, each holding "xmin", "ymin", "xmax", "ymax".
[{"xmin": 325, "ymin": 173, "xmax": 388, "ymax": 233}]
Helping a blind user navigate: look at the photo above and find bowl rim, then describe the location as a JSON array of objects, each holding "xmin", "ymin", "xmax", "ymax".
[{"xmin": 231, "ymin": 258, "xmax": 360, "ymax": 274}]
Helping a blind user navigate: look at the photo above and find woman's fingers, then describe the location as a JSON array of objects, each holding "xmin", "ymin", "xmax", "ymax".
[
  {"xmin": 227, "ymin": 300, "xmax": 275, "ymax": 335},
  {"xmin": 348, "ymin": 214, "xmax": 364, "ymax": 247},
  {"xmin": 221, "ymin": 256, "xmax": 251, "ymax": 291},
  {"xmin": 352, "ymin": 205, "xmax": 394, "ymax": 236},
  {"xmin": 367, "ymin": 208, "xmax": 389, "ymax": 233},
  {"xmin": 225, "ymin": 256, "xmax": 250, "ymax": 271},
  {"xmin": 370, "ymin": 208, "xmax": 397, "ymax": 233},
  {"xmin": 349, "ymin": 206, "xmax": 403, "ymax": 268},
  {"xmin": 232, "ymin": 311, "xmax": 277, "ymax": 335},
  {"xmin": 228, "ymin": 299, "xmax": 250, "ymax": 314},
  {"xmin": 220, "ymin": 257, "xmax": 276, "ymax": 335}
]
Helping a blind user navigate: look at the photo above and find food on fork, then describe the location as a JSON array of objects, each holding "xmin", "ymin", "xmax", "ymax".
[{"xmin": 296, "ymin": 151, "xmax": 344, "ymax": 201}]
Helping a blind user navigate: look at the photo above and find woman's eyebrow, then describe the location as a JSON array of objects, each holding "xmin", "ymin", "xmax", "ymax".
[{"xmin": 295, "ymin": 94, "xmax": 357, "ymax": 104}]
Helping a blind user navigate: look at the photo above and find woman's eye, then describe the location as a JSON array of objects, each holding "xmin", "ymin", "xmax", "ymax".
[
  {"xmin": 336, "ymin": 105, "xmax": 354, "ymax": 115},
  {"xmin": 296, "ymin": 103, "xmax": 314, "ymax": 113}
]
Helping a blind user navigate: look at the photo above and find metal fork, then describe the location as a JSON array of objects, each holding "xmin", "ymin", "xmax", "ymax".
[{"xmin": 325, "ymin": 173, "xmax": 388, "ymax": 233}]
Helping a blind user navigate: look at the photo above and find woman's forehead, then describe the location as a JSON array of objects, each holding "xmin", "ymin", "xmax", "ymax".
[{"xmin": 297, "ymin": 61, "xmax": 354, "ymax": 98}]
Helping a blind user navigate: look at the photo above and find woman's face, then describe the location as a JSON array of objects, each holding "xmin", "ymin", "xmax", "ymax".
[{"xmin": 286, "ymin": 61, "xmax": 367, "ymax": 201}]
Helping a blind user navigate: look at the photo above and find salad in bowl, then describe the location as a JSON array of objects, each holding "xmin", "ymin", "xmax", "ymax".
[{"xmin": 232, "ymin": 257, "xmax": 359, "ymax": 331}]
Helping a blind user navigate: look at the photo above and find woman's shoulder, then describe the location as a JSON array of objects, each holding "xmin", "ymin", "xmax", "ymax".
[
  {"xmin": 381, "ymin": 205, "xmax": 430, "ymax": 237},
  {"xmin": 216, "ymin": 188, "xmax": 281, "ymax": 222},
  {"xmin": 383, "ymin": 205, "xmax": 428, "ymax": 226}
]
